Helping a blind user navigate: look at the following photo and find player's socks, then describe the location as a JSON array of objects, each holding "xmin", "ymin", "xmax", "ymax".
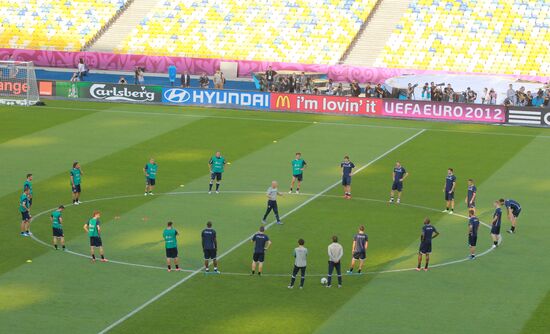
[
  {"xmin": 168, "ymin": 265, "xmax": 171, "ymax": 270},
  {"xmin": 389, "ymin": 197, "xmax": 394, "ymax": 203},
  {"xmin": 300, "ymin": 277, "xmax": 305, "ymax": 287},
  {"xmin": 54, "ymin": 245, "xmax": 58, "ymax": 250},
  {"xmin": 92, "ymin": 254, "xmax": 96, "ymax": 260},
  {"xmin": 216, "ymin": 183, "xmax": 220, "ymax": 191},
  {"xmin": 348, "ymin": 268, "xmax": 353, "ymax": 273},
  {"xmin": 258, "ymin": 272, "xmax": 262, "ymax": 276},
  {"xmin": 494, "ymin": 241, "xmax": 498, "ymax": 246},
  {"xmin": 214, "ymin": 267, "xmax": 218, "ymax": 272},
  {"xmin": 511, "ymin": 226, "xmax": 516, "ymax": 232},
  {"xmin": 289, "ymin": 188, "xmax": 293, "ymax": 193},
  {"xmin": 251, "ymin": 270, "xmax": 255, "ymax": 275},
  {"xmin": 296, "ymin": 188, "xmax": 300, "ymax": 194},
  {"xmin": 358, "ymin": 269, "xmax": 362, "ymax": 274},
  {"xmin": 208, "ymin": 183, "xmax": 213, "ymax": 192},
  {"xmin": 62, "ymin": 245, "xmax": 66, "ymax": 250},
  {"xmin": 175, "ymin": 265, "xmax": 179, "ymax": 270}
]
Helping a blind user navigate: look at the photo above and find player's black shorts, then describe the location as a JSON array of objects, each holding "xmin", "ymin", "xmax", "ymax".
[
  {"xmin": 146, "ymin": 178, "xmax": 156, "ymax": 186},
  {"xmin": 419, "ymin": 242, "xmax": 432, "ymax": 254},
  {"xmin": 72, "ymin": 184, "xmax": 82, "ymax": 193},
  {"xmin": 445, "ymin": 191, "xmax": 454, "ymax": 201},
  {"xmin": 353, "ymin": 251, "xmax": 366, "ymax": 260},
  {"xmin": 21, "ymin": 211, "xmax": 30, "ymax": 221},
  {"xmin": 203, "ymin": 249, "xmax": 217, "ymax": 260},
  {"xmin": 210, "ymin": 172, "xmax": 222, "ymax": 181},
  {"xmin": 468, "ymin": 235, "xmax": 478, "ymax": 247},
  {"xmin": 293, "ymin": 174, "xmax": 303, "ymax": 182},
  {"xmin": 491, "ymin": 225, "xmax": 501, "ymax": 235},
  {"xmin": 53, "ymin": 228, "xmax": 64, "ymax": 237},
  {"xmin": 342, "ymin": 175, "xmax": 352, "ymax": 186},
  {"xmin": 391, "ymin": 180, "xmax": 403, "ymax": 191},
  {"xmin": 512, "ymin": 209, "xmax": 521, "ymax": 218},
  {"xmin": 253, "ymin": 252, "xmax": 265, "ymax": 263},
  {"xmin": 90, "ymin": 236, "xmax": 102, "ymax": 247},
  {"xmin": 166, "ymin": 247, "xmax": 178, "ymax": 258}
]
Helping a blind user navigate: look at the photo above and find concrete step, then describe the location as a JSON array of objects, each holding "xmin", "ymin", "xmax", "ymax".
[
  {"xmin": 88, "ymin": 0, "xmax": 159, "ymax": 52},
  {"xmin": 342, "ymin": 0, "xmax": 413, "ymax": 67}
]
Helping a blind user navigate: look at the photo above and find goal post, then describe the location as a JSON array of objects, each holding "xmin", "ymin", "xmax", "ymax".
[{"xmin": 0, "ymin": 60, "xmax": 39, "ymax": 106}]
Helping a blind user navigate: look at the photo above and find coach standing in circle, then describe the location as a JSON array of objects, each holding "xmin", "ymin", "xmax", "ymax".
[{"xmin": 262, "ymin": 181, "xmax": 283, "ymax": 225}]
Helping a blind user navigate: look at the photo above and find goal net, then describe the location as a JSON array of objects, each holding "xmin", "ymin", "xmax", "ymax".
[{"xmin": 0, "ymin": 60, "xmax": 39, "ymax": 106}]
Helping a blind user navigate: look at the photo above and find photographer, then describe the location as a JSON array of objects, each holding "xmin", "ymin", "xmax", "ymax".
[
  {"xmin": 407, "ymin": 83, "xmax": 417, "ymax": 100},
  {"xmin": 465, "ymin": 87, "xmax": 477, "ymax": 103},
  {"xmin": 199, "ymin": 72, "xmax": 210, "ymax": 89},
  {"xmin": 443, "ymin": 84, "xmax": 454, "ymax": 102},
  {"xmin": 375, "ymin": 84, "xmax": 385, "ymax": 98},
  {"xmin": 351, "ymin": 81, "xmax": 361, "ymax": 97},
  {"xmin": 265, "ymin": 66, "xmax": 277, "ymax": 91}
]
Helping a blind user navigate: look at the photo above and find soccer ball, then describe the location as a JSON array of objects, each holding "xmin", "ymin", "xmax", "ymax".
[{"xmin": 320, "ymin": 277, "xmax": 328, "ymax": 285}]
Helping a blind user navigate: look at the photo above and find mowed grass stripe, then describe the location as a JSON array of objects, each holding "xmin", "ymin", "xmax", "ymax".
[
  {"xmin": 315, "ymin": 133, "xmax": 548, "ymax": 334},
  {"xmin": 0, "ymin": 106, "xmax": 97, "ymax": 144},
  {"xmin": 0, "ymin": 109, "xmax": 202, "ymax": 197}
]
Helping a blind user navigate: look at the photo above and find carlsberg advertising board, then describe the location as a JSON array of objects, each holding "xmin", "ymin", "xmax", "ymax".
[{"xmin": 56, "ymin": 82, "xmax": 162, "ymax": 102}]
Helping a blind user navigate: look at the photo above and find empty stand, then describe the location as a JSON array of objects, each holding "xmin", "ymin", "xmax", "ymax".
[
  {"xmin": 0, "ymin": 0, "xmax": 129, "ymax": 51},
  {"xmin": 117, "ymin": 0, "xmax": 378, "ymax": 64},
  {"xmin": 374, "ymin": 0, "xmax": 550, "ymax": 76}
]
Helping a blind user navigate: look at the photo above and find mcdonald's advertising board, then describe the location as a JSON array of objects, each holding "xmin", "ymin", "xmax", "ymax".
[{"xmin": 270, "ymin": 93, "xmax": 382, "ymax": 115}]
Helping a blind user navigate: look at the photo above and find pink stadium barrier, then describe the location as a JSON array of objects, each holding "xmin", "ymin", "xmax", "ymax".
[{"xmin": 1, "ymin": 48, "xmax": 549, "ymax": 84}]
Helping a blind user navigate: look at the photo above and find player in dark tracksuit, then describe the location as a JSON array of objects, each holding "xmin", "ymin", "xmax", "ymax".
[
  {"xmin": 465, "ymin": 179, "xmax": 477, "ymax": 214},
  {"xmin": 443, "ymin": 168, "xmax": 457, "ymax": 214},
  {"xmin": 417, "ymin": 218, "xmax": 440, "ymax": 271},
  {"xmin": 491, "ymin": 200, "xmax": 503, "ymax": 248},
  {"xmin": 251, "ymin": 226, "xmax": 271, "ymax": 276},
  {"xmin": 468, "ymin": 210, "xmax": 480, "ymax": 260},
  {"xmin": 341, "ymin": 156, "xmax": 355, "ymax": 199},
  {"xmin": 202, "ymin": 221, "xmax": 219, "ymax": 273},
  {"xmin": 500, "ymin": 198, "xmax": 521, "ymax": 234},
  {"xmin": 389, "ymin": 161, "xmax": 408, "ymax": 204}
]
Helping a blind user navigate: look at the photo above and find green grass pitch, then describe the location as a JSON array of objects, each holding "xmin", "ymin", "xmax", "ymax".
[{"xmin": 1, "ymin": 100, "xmax": 549, "ymax": 334}]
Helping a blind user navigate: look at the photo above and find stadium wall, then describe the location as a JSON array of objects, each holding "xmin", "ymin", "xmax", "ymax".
[
  {"xmin": 1, "ymin": 49, "xmax": 548, "ymax": 84},
  {"xmin": 29, "ymin": 80, "xmax": 549, "ymax": 127}
]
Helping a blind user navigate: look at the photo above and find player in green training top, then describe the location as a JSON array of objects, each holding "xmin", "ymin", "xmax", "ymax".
[
  {"xmin": 70, "ymin": 161, "xmax": 83, "ymax": 205},
  {"xmin": 83, "ymin": 211, "xmax": 107, "ymax": 262},
  {"xmin": 163, "ymin": 221, "xmax": 180, "ymax": 272},
  {"xmin": 19, "ymin": 187, "xmax": 31, "ymax": 237},
  {"xmin": 51, "ymin": 205, "xmax": 65, "ymax": 250},
  {"xmin": 23, "ymin": 173, "xmax": 33, "ymax": 208},
  {"xmin": 144, "ymin": 158, "xmax": 158, "ymax": 196},
  {"xmin": 208, "ymin": 151, "xmax": 226, "ymax": 194},
  {"xmin": 289, "ymin": 152, "xmax": 307, "ymax": 194}
]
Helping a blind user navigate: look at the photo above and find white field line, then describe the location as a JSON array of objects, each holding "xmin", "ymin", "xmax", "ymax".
[
  {"xmin": 30, "ymin": 191, "xmax": 497, "ymax": 277},
  {"xmin": 92, "ymin": 129, "xmax": 425, "ymax": 333},
  {"xmin": 41, "ymin": 105, "xmax": 550, "ymax": 139}
]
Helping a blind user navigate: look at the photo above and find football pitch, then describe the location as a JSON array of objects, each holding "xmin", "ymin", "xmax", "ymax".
[{"xmin": 1, "ymin": 100, "xmax": 549, "ymax": 334}]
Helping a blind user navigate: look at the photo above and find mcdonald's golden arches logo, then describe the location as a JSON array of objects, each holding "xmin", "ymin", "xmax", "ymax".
[{"xmin": 275, "ymin": 95, "xmax": 291, "ymax": 108}]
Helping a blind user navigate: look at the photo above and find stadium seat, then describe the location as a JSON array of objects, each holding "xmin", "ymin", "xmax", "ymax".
[
  {"xmin": 117, "ymin": 0, "xmax": 378, "ymax": 64},
  {"xmin": 375, "ymin": 0, "xmax": 550, "ymax": 75},
  {"xmin": 0, "ymin": 0, "xmax": 129, "ymax": 51}
]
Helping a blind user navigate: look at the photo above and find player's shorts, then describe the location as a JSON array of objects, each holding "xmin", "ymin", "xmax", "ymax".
[
  {"xmin": 445, "ymin": 191, "xmax": 454, "ymax": 201},
  {"xmin": 90, "ymin": 236, "xmax": 102, "ymax": 247},
  {"xmin": 491, "ymin": 225, "xmax": 501, "ymax": 235},
  {"xmin": 467, "ymin": 202, "xmax": 476, "ymax": 209},
  {"xmin": 293, "ymin": 174, "xmax": 303, "ymax": 182},
  {"xmin": 419, "ymin": 242, "xmax": 432, "ymax": 254},
  {"xmin": 391, "ymin": 181, "xmax": 403, "ymax": 191},
  {"xmin": 146, "ymin": 178, "xmax": 156, "ymax": 186},
  {"xmin": 21, "ymin": 211, "xmax": 30, "ymax": 221},
  {"xmin": 253, "ymin": 252, "xmax": 265, "ymax": 263},
  {"xmin": 342, "ymin": 175, "xmax": 352, "ymax": 186},
  {"xmin": 203, "ymin": 249, "xmax": 217, "ymax": 260},
  {"xmin": 353, "ymin": 251, "xmax": 366, "ymax": 260},
  {"xmin": 53, "ymin": 228, "xmax": 64, "ymax": 237},
  {"xmin": 166, "ymin": 247, "xmax": 178, "ymax": 258},
  {"xmin": 72, "ymin": 184, "xmax": 81, "ymax": 193},
  {"xmin": 468, "ymin": 235, "xmax": 478, "ymax": 247},
  {"xmin": 210, "ymin": 172, "xmax": 223, "ymax": 181},
  {"xmin": 512, "ymin": 209, "xmax": 521, "ymax": 218}
]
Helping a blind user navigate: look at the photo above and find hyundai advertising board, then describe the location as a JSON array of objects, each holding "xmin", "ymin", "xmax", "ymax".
[{"xmin": 162, "ymin": 88, "xmax": 270, "ymax": 109}]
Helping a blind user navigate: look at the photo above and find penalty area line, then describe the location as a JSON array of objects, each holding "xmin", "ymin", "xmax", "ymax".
[{"xmin": 96, "ymin": 128, "xmax": 426, "ymax": 333}]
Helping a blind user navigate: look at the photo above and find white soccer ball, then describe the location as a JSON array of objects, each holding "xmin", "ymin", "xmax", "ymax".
[{"xmin": 320, "ymin": 277, "xmax": 328, "ymax": 285}]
